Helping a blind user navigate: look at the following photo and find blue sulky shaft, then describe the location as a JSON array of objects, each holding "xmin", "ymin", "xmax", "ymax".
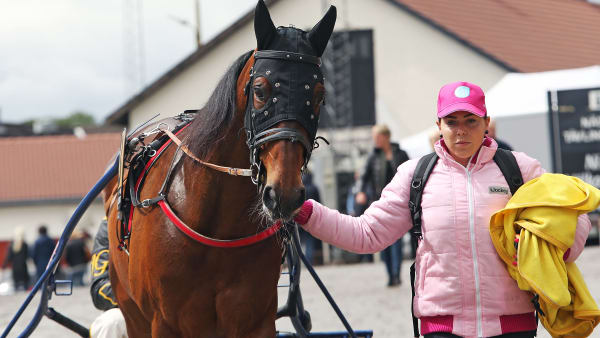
[
  {"xmin": 1, "ymin": 158, "xmax": 118, "ymax": 338},
  {"xmin": 289, "ymin": 226, "xmax": 359, "ymax": 338}
]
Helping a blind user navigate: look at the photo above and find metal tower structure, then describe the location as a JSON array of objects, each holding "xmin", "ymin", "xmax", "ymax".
[
  {"xmin": 320, "ymin": 0, "xmax": 353, "ymax": 130},
  {"xmin": 122, "ymin": 0, "xmax": 146, "ymax": 97}
]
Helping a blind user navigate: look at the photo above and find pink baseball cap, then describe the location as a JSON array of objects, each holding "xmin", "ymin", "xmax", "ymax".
[{"xmin": 437, "ymin": 81, "xmax": 487, "ymax": 118}]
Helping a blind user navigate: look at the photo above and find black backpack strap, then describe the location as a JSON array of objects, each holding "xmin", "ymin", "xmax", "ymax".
[
  {"xmin": 492, "ymin": 148, "xmax": 523, "ymax": 195},
  {"xmin": 410, "ymin": 262, "xmax": 419, "ymax": 338},
  {"xmin": 409, "ymin": 152, "xmax": 438, "ymax": 239},
  {"xmin": 408, "ymin": 152, "xmax": 438, "ymax": 338}
]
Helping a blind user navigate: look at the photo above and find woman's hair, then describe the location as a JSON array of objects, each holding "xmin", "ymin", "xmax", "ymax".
[
  {"xmin": 12, "ymin": 226, "xmax": 25, "ymax": 253},
  {"xmin": 372, "ymin": 124, "xmax": 391, "ymax": 137}
]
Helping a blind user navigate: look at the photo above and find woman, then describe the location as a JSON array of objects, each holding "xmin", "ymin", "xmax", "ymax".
[
  {"xmin": 294, "ymin": 81, "xmax": 592, "ymax": 338},
  {"xmin": 2, "ymin": 227, "xmax": 31, "ymax": 291}
]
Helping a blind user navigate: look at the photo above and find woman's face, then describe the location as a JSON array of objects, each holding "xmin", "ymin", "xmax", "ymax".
[{"xmin": 437, "ymin": 111, "xmax": 490, "ymax": 166}]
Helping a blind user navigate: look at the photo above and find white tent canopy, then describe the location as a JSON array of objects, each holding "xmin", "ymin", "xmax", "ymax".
[{"xmin": 486, "ymin": 65, "xmax": 600, "ymax": 118}]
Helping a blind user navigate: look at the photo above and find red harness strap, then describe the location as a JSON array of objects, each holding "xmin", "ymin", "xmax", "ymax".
[{"xmin": 158, "ymin": 200, "xmax": 283, "ymax": 248}]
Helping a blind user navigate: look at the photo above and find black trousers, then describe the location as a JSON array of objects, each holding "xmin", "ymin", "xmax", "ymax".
[{"xmin": 424, "ymin": 331, "xmax": 536, "ymax": 338}]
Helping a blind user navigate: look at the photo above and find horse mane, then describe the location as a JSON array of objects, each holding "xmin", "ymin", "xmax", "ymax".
[{"xmin": 184, "ymin": 49, "xmax": 253, "ymax": 159}]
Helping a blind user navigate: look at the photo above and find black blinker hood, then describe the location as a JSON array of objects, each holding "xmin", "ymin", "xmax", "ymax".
[{"xmin": 245, "ymin": 26, "xmax": 323, "ymax": 145}]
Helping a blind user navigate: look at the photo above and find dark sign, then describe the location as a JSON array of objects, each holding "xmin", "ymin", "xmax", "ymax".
[
  {"xmin": 548, "ymin": 87, "xmax": 600, "ymax": 187},
  {"xmin": 320, "ymin": 29, "xmax": 376, "ymax": 128}
]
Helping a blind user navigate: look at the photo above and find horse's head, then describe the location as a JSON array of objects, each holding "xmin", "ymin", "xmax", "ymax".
[{"xmin": 244, "ymin": 1, "xmax": 336, "ymax": 221}]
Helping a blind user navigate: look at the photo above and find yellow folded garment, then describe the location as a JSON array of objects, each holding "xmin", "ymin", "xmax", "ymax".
[{"xmin": 490, "ymin": 173, "xmax": 600, "ymax": 337}]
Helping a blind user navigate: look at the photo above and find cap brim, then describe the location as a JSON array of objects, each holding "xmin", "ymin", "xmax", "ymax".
[{"xmin": 438, "ymin": 102, "xmax": 486, "ymax": 118}]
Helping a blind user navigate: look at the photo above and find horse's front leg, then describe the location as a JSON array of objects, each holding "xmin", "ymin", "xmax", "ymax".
[{"xmin": 215, "ymin": 287, "xmax": 278, "ymax": 338}]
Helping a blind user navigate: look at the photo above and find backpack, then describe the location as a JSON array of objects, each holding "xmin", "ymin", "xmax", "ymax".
[{"xmin": 407, "ymin": 148, "xmax": 524, "ymax": 337}]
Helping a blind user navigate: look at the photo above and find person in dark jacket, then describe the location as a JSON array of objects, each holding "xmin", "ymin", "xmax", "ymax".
[
  {"xmin": 2, "ymin": 227, "xmax": 30, "ymax": 291},
  {"xmin": 299, "ymin": 171, "xmax": 322, "ymax": 264},
  {"xmin": 31, "ymin": 225, "xmax": 55, "ymax": 282},
  {"xmin": 355, "ymin": 124, "xmax": 409, "ymax": 287},
  {"xmin": 65, "ymin": 231, "xmax": 91, "ymax": 286},
  {"xmin": 488, "ymin": 120, "xmax": 513, "ymax": 151}
]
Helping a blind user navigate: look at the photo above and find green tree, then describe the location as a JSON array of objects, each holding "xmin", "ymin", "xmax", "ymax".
[{"xmin": 54, "ymin": 111, "xmax": 96, "ymax": 128}]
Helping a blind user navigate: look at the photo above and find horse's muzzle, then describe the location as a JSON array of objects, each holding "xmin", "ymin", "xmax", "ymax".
[{"xmin": 262, "ymin": 185, "xmax": 306, "ymax": 220}]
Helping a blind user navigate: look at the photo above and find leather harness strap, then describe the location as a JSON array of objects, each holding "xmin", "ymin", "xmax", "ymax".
[{"xmin": 163, "ymin": 129, "xmax": 253, "ymax": 177}]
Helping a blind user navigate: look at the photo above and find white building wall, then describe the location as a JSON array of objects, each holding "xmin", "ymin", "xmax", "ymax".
[
  {"xmin": 0, "ymin": 201, "xmax": 105, "ymax": 243},
  {"xmin": 128, "ymin": 0, "xmax": 507, "ymax": 142}
]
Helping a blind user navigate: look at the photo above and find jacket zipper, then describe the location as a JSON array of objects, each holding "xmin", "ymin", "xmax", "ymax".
[
  {"xmin": 466, "ymin": 167, "xmax": 483, "ymax": 337},
  {"xmin": 446, "ymin": 149, "xmax": 485, "ymax": 337}
]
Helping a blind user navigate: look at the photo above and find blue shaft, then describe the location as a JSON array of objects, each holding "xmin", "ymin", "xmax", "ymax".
[
  {"xmin": 290, "ymin": 226, "xmax": 358, "ymax": 338},
  {"xmin": 1, "ymin": 158, "xmax": 118, "ymax": 338}
]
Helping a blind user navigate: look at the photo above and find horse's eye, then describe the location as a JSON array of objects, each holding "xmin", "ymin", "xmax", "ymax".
[
  {"xmin": 254, "ymin": 85, "xmax": 265, "ymax": 102},
  {"xmin": 252, "ymin": 77, "xmax": 271, "ymax": 109},
  {"xmin": 316, "ymin": 91, "xmax": 325, "ymax": 106},
  {"xmin": 313, "ymin": 87, "xmax": 325, "ymax": 114}
]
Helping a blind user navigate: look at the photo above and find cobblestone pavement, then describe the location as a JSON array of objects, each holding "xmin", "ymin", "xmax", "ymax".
[{"xmin": 1, "ymin": 246, "xmax": 599, "ymax": 337}]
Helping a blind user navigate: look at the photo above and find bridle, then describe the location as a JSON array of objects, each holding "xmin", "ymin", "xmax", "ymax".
[{"xmin": 162, "ymin": 49, "xmax": 327, "ymax": 187}]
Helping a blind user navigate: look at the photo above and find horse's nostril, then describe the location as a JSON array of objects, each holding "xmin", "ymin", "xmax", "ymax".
[{"xmin": 262, "ymin": 186, "xmax": 277, "ymax": 211}]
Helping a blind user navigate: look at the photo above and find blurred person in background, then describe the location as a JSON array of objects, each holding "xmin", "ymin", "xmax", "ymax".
[
  {"xmin": 2, "ymin": 227, "xmax": 30, "ymax": 291},
  {"xmin": 299, "ymin": 171, "xmax": 322, "ymax": 264},
  {"xmin": 31, "ymin": 225, "xmax": 55, "ymax": 282},
  {"xmin": 488, "ymin": 119, "xmax": 513, "ymax": 151},
  {"xmin": 347, "ymin": 171, "xmax": 374, "ymax": 263},
  {"xmin": 65, "ymin": 230, "xmax": 91, "ymax": 286},
  {"xmin": 355, "ymin": 124, "xmax": 409, "ymax": 287}
]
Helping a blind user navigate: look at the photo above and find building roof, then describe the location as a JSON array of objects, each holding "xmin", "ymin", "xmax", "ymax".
[
  {"xmin": 390, "ymin": 0, "xmax": 600, "ymax": 73},
  {"xmin": 106, "ymin": 0, "xmax": 600, "ymax": 125},
  {"xmin": 0, "ymin": 133, "xmax": 121, "ymax": 205},
  {"xmin": 105, "ymin": 0, "xmax": 279, "ymax": 126}
]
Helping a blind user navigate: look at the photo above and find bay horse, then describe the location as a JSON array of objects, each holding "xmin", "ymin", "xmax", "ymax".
[{"xmin": 103, "ymin": 1, "xmax": 336, "ymax": 337}]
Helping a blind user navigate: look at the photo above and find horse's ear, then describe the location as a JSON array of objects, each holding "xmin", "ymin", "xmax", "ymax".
[
  {"xmin": 307, "ymin": 6, "xmax": 337, "ymax": 56},
  {"xmin": 254, "ymin": 0, "xmax": 277, "ymax": 50}
]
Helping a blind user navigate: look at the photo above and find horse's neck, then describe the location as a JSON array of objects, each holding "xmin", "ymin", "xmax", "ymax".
[
  {"xmin": 169, "ymin": 54, "xmax": 260, "ymax": 237},
  {"xmin": 172, "ymin": 120, "xmax": 261, "ymax": 238}
]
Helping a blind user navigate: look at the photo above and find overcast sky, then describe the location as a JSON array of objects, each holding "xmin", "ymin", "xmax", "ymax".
[{"xmin": 0, "ymin": 0, "xmax": 256, "ymax": 124}]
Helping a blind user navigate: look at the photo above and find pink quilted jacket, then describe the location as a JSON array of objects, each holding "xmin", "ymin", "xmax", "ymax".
[{"xmin": 301, "ymin": 138, "xmax": 591, "ymax": 337}]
